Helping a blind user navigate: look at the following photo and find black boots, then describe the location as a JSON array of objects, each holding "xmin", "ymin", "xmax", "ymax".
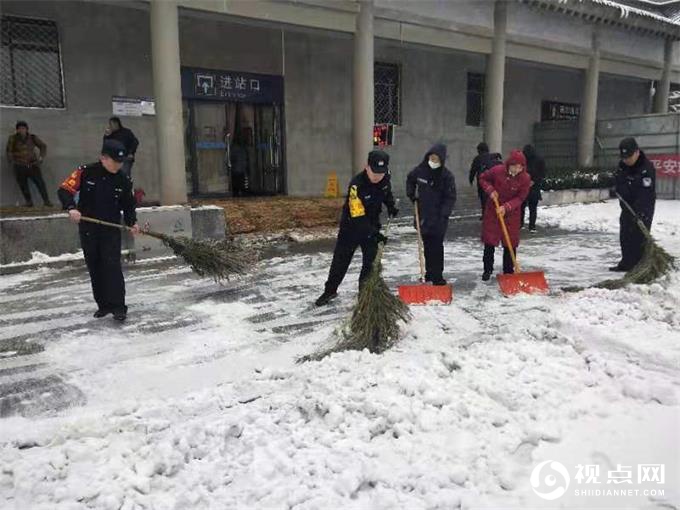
[
  {"xmin": 94, "ymin": 308, "xmax": 126, "ymax": 321},
  {"xmin": 315, "ymin": 291, "xmax": 338, "ymax": 307}
]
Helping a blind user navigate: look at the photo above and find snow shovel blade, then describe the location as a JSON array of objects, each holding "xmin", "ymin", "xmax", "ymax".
[
  {"xmin": 496, "ymin": 272, "xmax": 549, "ymax": 296},
  {"xmin": 398, "ymin": 284, "xmax": 453, "ymax": 305}
]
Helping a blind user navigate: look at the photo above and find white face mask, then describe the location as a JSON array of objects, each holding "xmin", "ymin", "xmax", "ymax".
[{"xmin": 428, "ymin": 160, "xmax": 441, "ymax": 169}]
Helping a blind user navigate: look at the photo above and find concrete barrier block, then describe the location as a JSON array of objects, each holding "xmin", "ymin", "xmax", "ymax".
[
  {"xmin": 191, "ymin": 205, "xmax": 227, "ymax": 240},
  {"xmin": 1, "ymin": 205, "xmax": 227, "ymax": 267},
  {"xmin": 542, "ymin": 188, "xmax": 610, "ymax": 207},
  {"xmin": 133, "ymin": 206, "xmax": 192, "ymax": 260},
  {"xmin": 0, "ymin": 214, "xmax": 79, "ymax": 264}
]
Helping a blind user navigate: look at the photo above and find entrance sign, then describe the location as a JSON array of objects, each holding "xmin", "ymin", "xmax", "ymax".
[{"xmin": 181, "ymin": 67, "xmax": 283, "ymax": 104}]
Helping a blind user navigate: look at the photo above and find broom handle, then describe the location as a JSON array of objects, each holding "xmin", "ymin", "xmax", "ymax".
[
  {"xmin": 614, "ymin": 192, "xmax": 651, "ymax": 237},
  {"xmin": 414, "ymin": 200, "xmax": 427, "ymax": 282},
  {"xmin": 492, "ymin": 195, "xmax": 521, "ymax": 273},
  {"xmin": 79, "ymin": 215, "xmax": 161, "ymax": 238},
  {"xmin": 79, "ymin": 216, "xmax": 133, "ymax": 231}
]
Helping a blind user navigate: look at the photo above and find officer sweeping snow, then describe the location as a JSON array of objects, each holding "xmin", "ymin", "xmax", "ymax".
[
  {"xmin": 315, "ymin": 150, "xmax": 398, "ymax": 306},
  {"xmin": 610, "ymin": 137, "xmax": 656, "ymax": 272},
  {"xmin": 58, "ymin": 139, "xmax": 140, "ymax": 321}
]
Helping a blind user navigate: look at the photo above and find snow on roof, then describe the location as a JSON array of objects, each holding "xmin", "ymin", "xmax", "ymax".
[{"xmin": 557, "ymin": 0, "xmax": 680, "ymax": 27}]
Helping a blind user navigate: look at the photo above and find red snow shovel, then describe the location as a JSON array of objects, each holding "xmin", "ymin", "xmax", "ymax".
[
  {"xmin": 492, "ymin": 195, "xmax": 549, "ymax": 296},
  {"xmin": 398, "ymin": 200, "xmax": 453, "ymax": 305}
]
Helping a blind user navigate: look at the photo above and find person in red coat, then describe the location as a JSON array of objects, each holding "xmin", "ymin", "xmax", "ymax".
[{"xmin": 479, "ymin": 150, "xmax": 531, "ymax": 281}]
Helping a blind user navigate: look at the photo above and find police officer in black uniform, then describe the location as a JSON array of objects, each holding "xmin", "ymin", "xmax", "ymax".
[
  {"xmin": 58, "ymin": 139, "xmax": 140, "ymax": 321},
  {"xmin": 610, "ymin": 137, "xmax": 656, "ymax": 272},
  {"xmin": 315, "ymin": 150, "xmax": 398, "ymax": 306}
]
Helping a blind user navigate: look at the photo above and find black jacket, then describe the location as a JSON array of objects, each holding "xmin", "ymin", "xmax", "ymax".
[
  {"xmin": 615, "ymin": 150, "xmax": 656, "ymax": 224},
  {"xmin": 104, "ymin": 127, "xmax": 139, "ymax": 155},
  {"xmin": 230, "ymin": 144, "xmax": 248, "ymax": 176},
  {"xmin": 523, "ymin": 146, "xmax": 546, "ymax": 200},
  {"xmin": 58, "ymin": 162, "xmax": 137, "ymax": 227},
  {"xmin": 339, "ymin": 170, "xmax": 396, "ymax": 239},
  {"xmin": 406, "ymin": 144, "xmax": 456, "ymax": 236},
  {"xmin": 469, "ymin": 152, "xmax": 502, "ymax": 186}
]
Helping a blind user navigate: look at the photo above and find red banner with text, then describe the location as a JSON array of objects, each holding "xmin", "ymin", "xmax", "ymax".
[{"xmin": 649, "ymin": 154, "xmax": 680, "ymax": 178}]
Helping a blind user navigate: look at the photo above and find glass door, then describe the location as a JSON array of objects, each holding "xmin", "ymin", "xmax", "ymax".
[{"xmin": 192, "ymin": 102, "xmax": 230, "ymax": 196}]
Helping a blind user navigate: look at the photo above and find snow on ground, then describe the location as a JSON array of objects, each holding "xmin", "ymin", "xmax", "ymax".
[
  {"xmin": 541, "ymin": 200, "xmax": 680, "ymax": 239},
  {"xmin": 1, "ymin": 200, "xmax": 679, "ymax": 509}
]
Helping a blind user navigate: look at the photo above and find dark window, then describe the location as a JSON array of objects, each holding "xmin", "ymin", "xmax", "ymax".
[
  {"xmin": 1, "ymin": 16, "xmax": 65, "ymax": 108},
  {"xmin": 374, "ymin": 62, "xmax": 400, "ymax": 125},
  {"xmin": 466, "ymin": 73, "xmax": 484, "ymax": 127}
]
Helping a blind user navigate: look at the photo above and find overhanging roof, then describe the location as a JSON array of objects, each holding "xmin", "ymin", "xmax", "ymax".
[{"xmin": 519, "ymin": 0, "xmax": 680, "ymax": 38}]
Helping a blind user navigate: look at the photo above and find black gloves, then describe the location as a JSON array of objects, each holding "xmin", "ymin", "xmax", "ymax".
[
  {"xmin": 375, "ymin": 232, "xmax": 388, "ymax": 245},
  {"xmin": 387, "ymin": 206, "xmax": 399, "ymax": 218}
]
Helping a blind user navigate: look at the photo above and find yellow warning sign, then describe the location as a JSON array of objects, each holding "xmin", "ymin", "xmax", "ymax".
[{"xmin": 324, "ymin": 172, "xmax": 339, "ymax": 198}]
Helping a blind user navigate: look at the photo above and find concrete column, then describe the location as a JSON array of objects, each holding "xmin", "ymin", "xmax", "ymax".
[
  {"xmin": 150, "ymin": 0, "xmax": 186, "ymax": 205},
  {"xmin": 653, "ymin": 39, "xmax": 675, "ymax": 114},
  {"xmin": 353, "ymin": 0, "xmax": 374, "ymax": 174},
  {"xmin": 578, "ymin": 30, "xmax": 601, "ymax": 168},
  {"xmin": 484, "ymin": 0, "xmax": 507, "ymax": 154}
]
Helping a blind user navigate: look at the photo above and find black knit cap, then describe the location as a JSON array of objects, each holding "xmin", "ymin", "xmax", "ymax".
[{"xmin": 16, "ymin": 121, "xmax": 28, "ymax": 129}]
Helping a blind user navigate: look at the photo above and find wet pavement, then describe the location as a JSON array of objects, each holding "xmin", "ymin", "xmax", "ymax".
[{"xmin": 0, "ymin": 215, "xmax": 621, "ymax": 418}]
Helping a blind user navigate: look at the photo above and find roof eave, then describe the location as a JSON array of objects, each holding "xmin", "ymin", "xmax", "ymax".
[{"xmin": 519, "ymin": 0, "xmax": 680, "ymax": 40}]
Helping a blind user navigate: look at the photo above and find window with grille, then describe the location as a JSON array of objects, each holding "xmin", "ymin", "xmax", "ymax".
[
  {"xmin": 374, "ymin": 62, "xmax": 400, "ymax": 125},
  {"xmin": 466, "ymin": 72, "xmax": 484, "ymax": 127},
  {"xmin": 1, "ymin": 16, "xmax": 65, "ymax": 108}
]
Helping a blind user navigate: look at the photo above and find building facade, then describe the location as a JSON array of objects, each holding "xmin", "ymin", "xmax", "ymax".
[{"xmin": 1, "ymin": 0, "xmax": 678, "ymax": 207}]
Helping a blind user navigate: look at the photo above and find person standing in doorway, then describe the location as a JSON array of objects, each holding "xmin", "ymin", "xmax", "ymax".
[
  {"xmin": 58, "ymin": 140, "xmax": 140, "ymax": 321},
  {"xmin": 104, "ymin": 117, "xmax": 139, "ymax": 178},
  {"xmin": 520, "ymin": 144, "xmax": 546, "ymax": 233},
  {"xmin": 406, "ymin": 143, "xmax": 456, "ymax": 286},
  {"xmin": 6, "ymin": 121, "xmax": 51, "ymax": 207},
  {"xmin": 610, "ymin": 137, "xmax": 656, "ymax": 272},
  {"xmin": 479, "ymin": 150, "xmax": 531, "ymax": 281},
  {"xmin": 468, "ymin": 142, "xmax": 502, "ymax": 218},
  {"xmin": 230, "ymin": 132, "xmax": 249, "ymax": 197}
]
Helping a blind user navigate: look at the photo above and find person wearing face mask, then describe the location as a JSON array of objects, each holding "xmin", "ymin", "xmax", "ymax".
[
  {"xmin": 478, "ymin": 150, "xmax": 531, "ymax": 281},
  {"xmin": 315, "ymin": 150, "xmax": 399, "ymax": 306},
  {"xmin": 405, "ymin": 144, "xmax": 457, "ymax": 286}
]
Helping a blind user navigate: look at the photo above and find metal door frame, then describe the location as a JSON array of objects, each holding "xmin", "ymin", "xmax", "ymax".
[{"xmin": 185, "ymin": 98, "xmax": 287, "ymax": 198}]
